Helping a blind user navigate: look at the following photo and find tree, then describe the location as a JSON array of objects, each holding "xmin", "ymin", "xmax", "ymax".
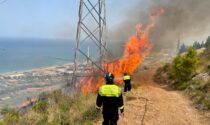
[
  {"xmin": 179, "ymin": 43, "xmax": 188, "ymax": 54},
  {"xmin": 171, "ymin": 47, "xmax": 198, "ymax": 83},
  {"xmin": 201, "ymin": 41, "xmax": 205, "ymax": 48},
  {"xmin": 193, "ymin": 41, "xmax": 201, "ymax": 49},
  {"xmin": 205, "ymin": 36, "xmax": 210, "ymax": 52}
]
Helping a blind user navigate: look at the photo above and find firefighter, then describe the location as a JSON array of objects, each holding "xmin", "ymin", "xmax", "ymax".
[
  {"xmin": 123, "ymin": 73, "xmax": 131, "ymax": 92},
  {"xmin": 96, "ymin": 72, "xmax": 124, "ymax": 125}
]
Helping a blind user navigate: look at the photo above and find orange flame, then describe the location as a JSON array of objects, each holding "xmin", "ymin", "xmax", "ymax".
[{"xmin": 80, "ymin": 8, "xmax": 164, "ymax": 93}]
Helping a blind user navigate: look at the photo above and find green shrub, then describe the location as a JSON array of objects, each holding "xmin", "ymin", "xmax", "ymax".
[
  {"xmin": 177, "ymin": 82, "xmax": 189, "ymax": 90},
  {"xmin": 191, "ymin": 90, "xmax": 206, "ymax": 104},
  {"xmin": 33, "ymin": 100, "xmax": 48, "ymax": 113},
  {"xmin": 171, "ymin": 47, "xmax": 198, "ymax": 83},
  {"xmin": 162, "ymin": 63, "xmax": 171, "ymax": 72},
  {"xmin": 207, "ymin": 65, "xmax": 210, "ymax": 70},
  {"xmin": 203, "ymin": 99, "xmax": 210, "ymax": 109}
]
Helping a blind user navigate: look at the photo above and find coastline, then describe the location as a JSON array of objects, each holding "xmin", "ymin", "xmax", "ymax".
[
  {"xmin": 0, "ymin": 62, "xmax": 74, "ymax": 76},
  {"xmin": 0, "ymin": 62, "xmax": 75, "ymax": 109}
]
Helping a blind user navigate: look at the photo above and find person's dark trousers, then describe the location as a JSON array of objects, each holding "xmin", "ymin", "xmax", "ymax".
[
  {"xmin": 124, "ymin": 82, "xmax": 131, "ymax": 92},
  {"xmin": 102, "ymin": 113, "xmax": 119, "ymax": 125}
]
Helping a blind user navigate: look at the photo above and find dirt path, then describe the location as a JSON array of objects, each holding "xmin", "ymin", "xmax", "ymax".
[{"xmin": 95, "ymin": 70, "xmax": 210, "ymax": 125}]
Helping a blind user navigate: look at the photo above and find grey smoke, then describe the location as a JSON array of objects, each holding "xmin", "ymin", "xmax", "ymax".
[{"xmin": 108, "ymin": 0, "xmax": 210, "ymax": 54}]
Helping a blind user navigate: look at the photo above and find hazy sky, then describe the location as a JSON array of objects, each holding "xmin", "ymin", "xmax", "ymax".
[
  {"xmin": 0, "ymin": 0, "xmax": 209, "ymax": 46},
  {"xmin": 0, "ymin": 0, "xmax": 139, "ymax": 40}
]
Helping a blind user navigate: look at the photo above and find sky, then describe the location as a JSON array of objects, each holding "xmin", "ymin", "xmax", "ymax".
[
  {"xmin": 0, "ymin": 0, "xmax": 209, "ymax": 45},
  {"xmin": 0, "ymin": 0, "xmax": 139, "ymax": 40}
]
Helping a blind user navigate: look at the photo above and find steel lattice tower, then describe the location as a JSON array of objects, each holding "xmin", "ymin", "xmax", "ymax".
[{"xmin": 71, "ymin": 0, "xmax": 110, "ymax": 86}]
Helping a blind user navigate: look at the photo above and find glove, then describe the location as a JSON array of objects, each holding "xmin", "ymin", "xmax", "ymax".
[
  {"xmin": 120, "ymin": 112, "xmax": 124, "ymax": 118},
  {"xmin": 120, "ymin": 108, "xmax": 124, "ymax": 113},
  {"xmin": 120, "ymin": 109, "xmax": 124, "ymax": 117},
  {"xmin": 96, "ymin": 106, "xmax": 101, "ymax": 112}
]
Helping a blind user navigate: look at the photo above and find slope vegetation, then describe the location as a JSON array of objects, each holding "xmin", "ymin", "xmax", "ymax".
[{"xmin": 96, "ymin": 69, "xmax": 210, "ymax": 125}]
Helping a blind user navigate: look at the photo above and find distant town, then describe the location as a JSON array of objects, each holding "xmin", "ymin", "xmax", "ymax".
[{"xmin": 0, "ymin": 63, "xmax": 75, "ymax": 109}]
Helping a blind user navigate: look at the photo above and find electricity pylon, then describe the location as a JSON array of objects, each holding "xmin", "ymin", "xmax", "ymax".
[{"xmin": 70, "ymin": 0, "xmax": 111, "ymax": 87}]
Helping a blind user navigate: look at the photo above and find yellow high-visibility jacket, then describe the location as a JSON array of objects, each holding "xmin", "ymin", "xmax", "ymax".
[
  {"xmin": 96, "ymin": 84, "xmax": 124, "ymax": 114},
  {"xmin": 123, "ymin": 75, "xmax": 131, "ymax": 80}
]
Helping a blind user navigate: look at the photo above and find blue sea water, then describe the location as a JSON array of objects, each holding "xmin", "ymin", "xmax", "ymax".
[
  {"xmin": 0, "ymin": 38, "xmax": 76, "ymax": 73},
  {"xmin": 0, "ymin": 38, "xmax": 100, "ymax": 73}
]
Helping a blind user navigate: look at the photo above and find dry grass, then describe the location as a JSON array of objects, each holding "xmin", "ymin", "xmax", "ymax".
[{"xmin": 0, "ymin": 91, "xmax": 101, "ymax": 125}]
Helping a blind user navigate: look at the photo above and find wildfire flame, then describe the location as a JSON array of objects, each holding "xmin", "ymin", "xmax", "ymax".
[{"xmin": 80, "ymin": 8, "xmax": 164, "ymax": 93}]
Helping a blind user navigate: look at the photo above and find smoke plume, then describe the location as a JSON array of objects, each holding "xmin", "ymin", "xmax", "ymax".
[{"xmin": 108, "ymin": 0, "xmax": 210, "ymax": 54}]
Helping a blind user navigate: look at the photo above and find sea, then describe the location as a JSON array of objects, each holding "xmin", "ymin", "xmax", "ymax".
[
  {"xmin": 0, "ymin": 38, "xmax": 98, "ymax": 74},
  {"xmin": 0, "ymin": 38, "xmax": 100, "ymax": 111}
]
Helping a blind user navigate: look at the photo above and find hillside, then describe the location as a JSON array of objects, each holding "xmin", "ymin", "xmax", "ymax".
[
  {"xmin": 95, "ymin": 68, "xmax": 210, "ymax": 125},
  {"xmin": 1, "ymin": 61, "xmax": 210, "ymax": 125},
  {"xmin": 154, "ymin": 48, "xmax": 210, "ymax": 109},
  {"xmin": 1, "ymin": 48, "xmax": 210, "ymax": 125}
]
